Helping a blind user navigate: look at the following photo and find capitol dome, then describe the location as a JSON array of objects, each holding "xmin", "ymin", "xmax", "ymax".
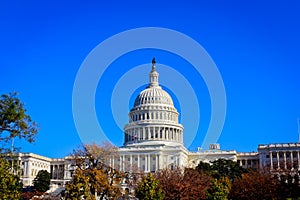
[
  {"xmin": 133, "ymin": 86, "xmax": 174, "ymax": 107},
  {"xmin": 124, "ymin": 58, "xmax": 183, "ymax": 146}
]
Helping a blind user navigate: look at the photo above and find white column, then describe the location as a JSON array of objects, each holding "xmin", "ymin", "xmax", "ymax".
[
  {"xmin": 166, "ymin": 128, "xmax": 168, "ymax": 140},
  {"xmin": 130, "ymin": 155, "xmax": 133, "ymax": 171},
  {"xmin": 181, "ymin": 131, "xmax": 183, "ymax": 143},
  {"xmin": 24, "ymin": 161, "xmax": 28, "ymax": 177},
  {"xmin": 145, "ymin": 127, "xmax": 148, "ymax": 140},
  {"xmin": 277, "ymin": 152, "xmax": 280, "ymax": 169},
  {"xmin": 120, "ymin": 155, "xmax": 125, "ymax": 171},
  {"xmin": 291, "ymin": 151, "xmax": 294, "ymax": 169},
  {"xmin": 145, "ymin": 155, "xmax": 148, "ymax": 172},
  {"xmin": 270, "ymin": 152, "xmax": 273, "ymax": 170},
  {"xmin": 137, "ymin": 154, "xmax": 140, "ymax": 170},
  {"xmin": 156, "ymin": 155, "xmax": 158, "ymax": 171},
  {"xmin": 240, "ymin": 160, "xmax": 243, "ymax": 166},
  {"xmin": 179, "ymin": 131, "xmax": 181, "ymax": 143},
  {"xmin": 284, "ymin": 152, "xmax": 287, "ymax": 169},
  {"xmin": 159, "ymin": 153, "xmax": 163, "ymax": 169},
  {"xmin": 259, "ymin": 154, "xmax": 263, "ymax": 169},
  {"xmin": 297, "ymin": 151, "xmax": 300, "ymax": 170},
  {"xmin": 158, "ymin": 127, "xmax": 161, "ymax": 139},
  {"xmin": 148, "ymin": 154, "xmax": 151, "ymax": 172}
]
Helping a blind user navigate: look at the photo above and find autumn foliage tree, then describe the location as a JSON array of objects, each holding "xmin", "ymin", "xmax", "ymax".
[
  {"xmin": 229, "ymin": 170, "xmax": 277, "ymax": 200},
  {"xmin": 155, "ymin": 167, "xmax": 211, "ymax": 200},
  {"xmin": 65, "ymin": 143, "xmax": 122, "ymax": 200}
]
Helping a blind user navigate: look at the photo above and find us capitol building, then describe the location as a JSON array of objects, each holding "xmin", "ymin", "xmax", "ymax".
[{"xmin": 16, "ymin": 59, "xmax": 300, "ymax": 189}]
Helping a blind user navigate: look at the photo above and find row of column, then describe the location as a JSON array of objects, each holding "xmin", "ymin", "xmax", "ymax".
[
  {"xmin": 124, "ymin": 126, "xmax": 183, "ymax": 143},
  {"xmin": 109, "ymin": 154, "xmax": 178, "ymax": 172},
  {"xmin": 238, "ymin": 159, "xmax": 258, "ymax": 169},
  {"xmin": 269, "ymin": 151, "xmax": 300, "ymax": 170},
  {"xmin": 130, "ymin": 111, "xmax": 178, "ymax": 123},
  {"xmin": 50, "ymin": 164, "xmax": 64, "ymax": 179}
]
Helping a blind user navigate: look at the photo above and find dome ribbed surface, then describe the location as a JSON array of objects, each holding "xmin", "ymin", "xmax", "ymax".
[{"xmin": 133, "ymin": 87, "xmax": 174, "ymax": 107}]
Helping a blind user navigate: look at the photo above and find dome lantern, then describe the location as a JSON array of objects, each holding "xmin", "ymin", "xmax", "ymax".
[{"xmin": 148, "ymin": 57, "xmax": 159, "ymax": 88}]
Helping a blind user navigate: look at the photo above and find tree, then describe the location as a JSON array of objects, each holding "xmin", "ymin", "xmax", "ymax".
[
  {"xmin": 66, "ymin": 143, "xmax": 122, "ymax": 200},
  {"xmin": 275, "ymin": 172, "xmax": 300, "ymax": 199},
  {"xmin": 65, "ymin": 168, "xmax": 92, "ymax": 200},
  {"xmin": 155, "ymin": 168, "xmax": 211, "ymax": 200},
  {"xmin": 206, "ymin": 177, "xmax": 231, "ymax": 200},
  {"xmin": 197, "ymin": 159, "xmax": 246, "ymax": 180},
  {"xmin": 0, "ymin": 158, "xmax": 23, "ymax": 199},
  {"xmin": 135, "ymin": 173, "xmax": 164, "ymax": 200},
  {"xmin": 155, "ymin": 168, "xmax": 183, "ymax": 199},
  {"xmin": 229, "ymin": 171, "xmax": 277, "ymax": 200},
  {"xmin": 0, "ymin": 92, "xmax": 37, "ymax": 199},
  {"xmin": 0, "ymin": 92, "xmax": 38, "ymax": 154},
  {"xmin": 182, "ymin": 168, "xmax": 212, "ymax": 199},
  {"xmin": 33, "ymin": 170, "xmax": 51, "ymax": 192}
]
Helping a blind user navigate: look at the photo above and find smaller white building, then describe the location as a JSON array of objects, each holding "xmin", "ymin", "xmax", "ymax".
[
  {"xmin": 16, "ymin": 153, "xmax": 73, "ymax": 189},
  {"xmin": 237, "ymin": 152, "xmax": 259, "ymax": 169},
  {"xmin": 258, "ymin": 142, "xmax": 300, "ymax": 171},
  {"xmin": 189, "ymin": 144, "xmax": 237, "ymax": 168}
]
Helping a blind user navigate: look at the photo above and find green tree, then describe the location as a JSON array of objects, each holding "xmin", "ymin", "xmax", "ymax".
[
  {"xmin": 0, "ymin": 158, "xmax": 23, "ymax": 200},
  {"xmin": 197, "ymin": 159, "xmax": 246, "ymax": 180},
  {"xmin": 206, "ymin": 177, "xmax": 231, "ymax": 200},
  {"xmin": 33, "ymin": 170, "xmax": 51, "ymax": 192},
  {"xmin": 0, "ymin": 92, "xmax": 38, "ymax": 154},
  {"xmin": 0, "ymin": 92, "xmax": 37, "ymax": 199},
  {"xmin": 196, "ymin": 161, "xmax": 212, "ymax": 173},
  {"xmin": 135, "ymin": 173, "xmax": 164, "ymax": 200}
]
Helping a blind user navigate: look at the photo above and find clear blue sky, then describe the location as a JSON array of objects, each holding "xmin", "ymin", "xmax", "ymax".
[{"xmin": 1, "ymin": 1, "xmax": 300, "ymax": 158}]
